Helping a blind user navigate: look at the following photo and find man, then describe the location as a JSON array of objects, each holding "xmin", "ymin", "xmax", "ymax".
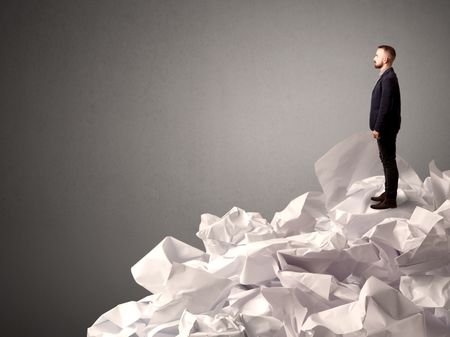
[{"xmin": 369, "ymin": 45, "xmax": 401, "ymax": 210}]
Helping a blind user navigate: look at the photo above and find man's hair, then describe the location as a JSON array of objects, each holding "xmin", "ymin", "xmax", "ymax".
[{"xmin": 378, "ymin": 45, "xmax": 396, "ymax": 63}]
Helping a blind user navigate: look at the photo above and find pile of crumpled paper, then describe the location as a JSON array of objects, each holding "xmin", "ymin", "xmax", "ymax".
[{"xmin": 87, "ymin": 132, "xmax": 450, "ymax": 337}]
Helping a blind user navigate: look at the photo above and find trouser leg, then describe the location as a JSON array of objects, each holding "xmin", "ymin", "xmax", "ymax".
[
  {"xmin": 378, "ymin": 150, "xmax": 387, "ymax": 187},
  {"xmin": 377, "ymin": 135, "xmax": 398, "ymax": 200}
]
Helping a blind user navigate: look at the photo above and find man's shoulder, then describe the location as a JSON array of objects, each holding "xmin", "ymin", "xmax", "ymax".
[
  {"xmin": 381, "ymin": 69, "xmax": 398, "ymax": 83},
  {"xmin": 383, "ymin": 67, "xmax": 397, "ymax": 78}
]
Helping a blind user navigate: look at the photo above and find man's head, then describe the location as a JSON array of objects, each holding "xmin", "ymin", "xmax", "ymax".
[{"xmin": 373, "ymin": 45, "xmax": 396, "ymax": 69}]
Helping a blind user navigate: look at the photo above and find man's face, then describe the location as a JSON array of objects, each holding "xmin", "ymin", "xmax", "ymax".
[{"xmin": 373, "ymin": 48, "xmax": 386, "ymax": 69}]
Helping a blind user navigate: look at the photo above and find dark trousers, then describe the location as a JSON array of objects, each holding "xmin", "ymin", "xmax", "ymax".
[{"xmin": 377, "ymin": 134, "xmax": 399, "ymax": 200}]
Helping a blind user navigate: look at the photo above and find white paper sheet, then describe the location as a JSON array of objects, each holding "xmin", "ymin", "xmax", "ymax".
[
  {"xmin": 430, "ymin": 160, "xmax": 450, "ymax": 209},
  {"xmin": 131, "ymin": 236, "xmax": 209, "ymax": 294},
  {"xmin": 302, "ymin": 276, "xmax": 425, "ymax": 336}
]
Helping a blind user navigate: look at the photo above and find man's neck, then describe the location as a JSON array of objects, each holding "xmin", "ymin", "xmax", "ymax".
[{"xmin": 379, "ymin": 65, "xmax": 392, "ymax": 75}]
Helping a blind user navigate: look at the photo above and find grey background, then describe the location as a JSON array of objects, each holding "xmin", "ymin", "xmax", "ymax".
[{"xmin": 2, "ymin": 1, "xmax": 449, "ymax": 337}]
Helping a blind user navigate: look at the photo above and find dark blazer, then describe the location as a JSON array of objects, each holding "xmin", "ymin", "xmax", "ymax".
[{"xmin": 369, "ymin": 67, "xmax": 401, "ymax": 136}]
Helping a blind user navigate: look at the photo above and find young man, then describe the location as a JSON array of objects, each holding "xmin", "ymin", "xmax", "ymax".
[{"xmin": 369, "ymin": 45, "xmax": 401, "ymax": 209}]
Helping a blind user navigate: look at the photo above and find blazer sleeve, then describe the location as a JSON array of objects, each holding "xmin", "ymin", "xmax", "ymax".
[{"xmin": 374, "ymin": 76, "xmax": 395, "ymax": 132}]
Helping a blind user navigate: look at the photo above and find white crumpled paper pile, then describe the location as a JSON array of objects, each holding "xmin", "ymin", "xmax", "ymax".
[{"xmin": 87, "ymin": 132, "xmax": 450, "ymax": 337}]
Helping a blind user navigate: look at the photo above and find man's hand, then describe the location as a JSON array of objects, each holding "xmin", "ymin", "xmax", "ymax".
[{"xmin": 372, "ymin": 130, "xmax": 380, "ymax": 139}]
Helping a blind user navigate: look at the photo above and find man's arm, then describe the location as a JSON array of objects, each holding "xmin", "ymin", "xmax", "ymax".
[{"xmin": 374, "ymin": 76, "xmax": 395, "ymax": 133}]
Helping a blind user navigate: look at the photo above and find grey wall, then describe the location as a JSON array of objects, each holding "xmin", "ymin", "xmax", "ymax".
[{"xmin": 2, "ymin": 1, "xmax": 450, "ymax": 336}]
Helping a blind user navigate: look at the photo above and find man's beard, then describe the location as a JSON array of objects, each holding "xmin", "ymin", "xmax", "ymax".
[{"xmin": 374, "ymin": 62, "xmax": 382, "ymax": 69}]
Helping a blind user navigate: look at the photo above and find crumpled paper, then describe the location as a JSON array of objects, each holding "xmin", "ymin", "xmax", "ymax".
[
  {"xmin": 429, "ymin": 160, "xmax": 450, "ymax": 209},
  {"xmin": 88, "ymin": 132, "xmax": 450, "ymax": 337},
  {"xmin": 302, "ymin": 276, "xmax": 426, "ymax": 336},
  {"xmin": 196, "ymin": 207, "xmax": 276, "ymax": 256}
]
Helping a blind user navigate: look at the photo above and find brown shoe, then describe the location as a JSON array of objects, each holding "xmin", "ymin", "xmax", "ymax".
[
  {"xmin": 370, "ymin": 199, "xmax": 397, "ymax": 210},
  {"xmin": 371, "ymin": 192, "xmax": 386, "ymax": 202}
]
